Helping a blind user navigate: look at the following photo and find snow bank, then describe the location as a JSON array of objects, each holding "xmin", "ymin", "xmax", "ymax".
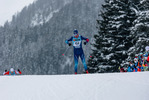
[{"xmin": 0, "ymin": 72, "xmax": 149, "ymax": 100}]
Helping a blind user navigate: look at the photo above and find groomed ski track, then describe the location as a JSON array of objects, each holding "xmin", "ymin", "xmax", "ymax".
[{"xmin": 0, "ymin": 72, "xmax": 149, "ymax": 100}]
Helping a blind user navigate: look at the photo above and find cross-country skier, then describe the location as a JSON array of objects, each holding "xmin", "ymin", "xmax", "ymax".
[{"xmin": 65, "ymin": 29, "xmax": 89, "ymax": 74}]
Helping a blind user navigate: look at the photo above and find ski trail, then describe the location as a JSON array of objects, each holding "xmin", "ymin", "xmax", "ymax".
[{"xmin": 0, "ymin": 72, "xmax": 149, "ymax": 100}]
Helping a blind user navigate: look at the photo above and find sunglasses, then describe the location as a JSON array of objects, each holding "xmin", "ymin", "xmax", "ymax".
[{"xmin": 74, "ymin": 32, "xmax": 78, "ymax": 34}]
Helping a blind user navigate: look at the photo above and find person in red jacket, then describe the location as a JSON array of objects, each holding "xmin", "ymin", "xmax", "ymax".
[
  {"xmin": 3, "ymin": 70, "xmax": 9, "ymax": 75},
  {"xmin": 120, "ymin": 67, "xmax": 126, "ymax": 72},
  {"xmin": 15, "ymin": 69, "xmax": 22, "ymax": 75},
  {"xmin": 18, "ymin": 69, "xmax": 22, "ymax": 74},
  {"xmin": 147, "ymin": 54, "xmax": 149, "ymax": 62}
]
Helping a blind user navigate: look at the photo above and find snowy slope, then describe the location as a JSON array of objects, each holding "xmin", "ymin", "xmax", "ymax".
[{"xmin": 0, "ymin": 72, "xmax": 149, "ymax": 100}]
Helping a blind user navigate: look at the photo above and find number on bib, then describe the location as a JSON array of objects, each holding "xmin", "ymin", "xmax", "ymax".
[{"xmin": 73, "ymin": 41, "xmax": 81, "ymax": 48}]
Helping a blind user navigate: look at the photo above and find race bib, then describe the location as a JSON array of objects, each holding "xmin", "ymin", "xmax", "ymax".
[
  {"xmin": 73, "ymin": 41, "xmax": 81, "ymax": 48},
  {"xmin": 73, "ymin": 35, "xmax": 82, "ymax": 48}
]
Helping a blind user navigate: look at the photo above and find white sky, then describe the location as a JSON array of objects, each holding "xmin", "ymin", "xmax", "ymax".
[{"xmin": 0, "ymin": 0, "xmax": 35, "ymax": 26}]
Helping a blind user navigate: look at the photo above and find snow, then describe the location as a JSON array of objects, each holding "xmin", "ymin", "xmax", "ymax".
[
  {"xmin": 0, "ymin": 72, "xmax": 149, "ymax": 100},
  {"xmin": 31, "ymin": 8, "xmax": 60, "ymax": 26},
  {"xmin": 64, "ymin": 0, "xmax": 73, "ymax": 6},
  {"xmin": 104, "ymin": 47, "xmax": 113, "ymax": 51},
  {"xmin": 61, "ymin": 56, "xmax": 73, "ymax": 71},
  {"xmin": 135, "ymin": 23, "xmax": 144, "ymax": 28},
  {"xmin": 140, "ymin": 0, "xmax": 146, "ymax": 4},
  {"xmin": 130, "ymin": 7, "xmax": 138, "ymax": 15},
  {"xmin": 30, "ymin": 0, "xmax": 73, "ymax": 27},
  {"xmin": 105, "ymin": 53, "xmax": 114, "ymax": 60},
  {"xmin": 116, "ymin": 44, "xmax": 125, "ymax": 48},
  {"xmin": 45, "ymin": 9, "xmax": 60, "ymax": 23}
]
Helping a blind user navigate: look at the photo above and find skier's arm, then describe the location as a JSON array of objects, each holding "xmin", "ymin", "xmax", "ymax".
[
  {"xmin": 65, "ymin": 37, "xmax": 73, "ymax": 44},
  {"xmin": 81, "ymin": 36, "xmax": 89, "ymax": 45},
  {"xmin": 81, "ymin": 36, "xmax": 89, "ymax": 43}
]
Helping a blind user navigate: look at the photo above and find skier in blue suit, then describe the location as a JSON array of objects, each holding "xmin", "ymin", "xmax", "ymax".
[{"xmin": 65, "ymin": 29, "xmax": 89, "ymax": 74}]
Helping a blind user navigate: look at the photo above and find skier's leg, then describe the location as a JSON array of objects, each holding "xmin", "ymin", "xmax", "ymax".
[
  {"xmin": 74, "ymin": 54, "xmax": 79, "ymax": 74},
  {"xmin": 80, "ymin": 53, "xmax": 88, "ymax": 73}
]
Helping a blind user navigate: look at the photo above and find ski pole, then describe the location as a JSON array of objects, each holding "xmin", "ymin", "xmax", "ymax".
[{"xmin": 62, "ymin": 46, "xmax": 69, "ymax": 56}]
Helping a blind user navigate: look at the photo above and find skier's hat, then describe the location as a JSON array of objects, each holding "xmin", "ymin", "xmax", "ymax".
[
  {"xmin": 10, "ymin": 68, "xmax": 14, "ymax": 72},
  {"xmin": 74, "ymin": 29, "xmax": 78, "ymax": 34}
]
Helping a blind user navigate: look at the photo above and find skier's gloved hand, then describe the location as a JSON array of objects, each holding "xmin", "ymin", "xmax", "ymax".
[
  {"xmin": 84, "ymin": 39, "xmax": 89, "ymax": 45},
  {"xmin": 68, "ymin": 43, "xmax": 71, "ymax": 46},
  {"xmin": 84, "ymin": 42, "xmax": 87, "ymax": 45}
]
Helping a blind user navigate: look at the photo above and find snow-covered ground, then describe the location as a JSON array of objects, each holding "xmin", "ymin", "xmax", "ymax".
[{"xmin": 0, "ymin": 72, "xmax": 149, "ymax": 100}]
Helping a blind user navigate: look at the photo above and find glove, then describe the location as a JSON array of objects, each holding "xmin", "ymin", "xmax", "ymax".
[
  {"xmin": 68, "ymin": 43, "xmax": 71, "ymax": 46},
  {"xmin": 84, "ymin": 42, "xmax": 87, "ymax": 45}
]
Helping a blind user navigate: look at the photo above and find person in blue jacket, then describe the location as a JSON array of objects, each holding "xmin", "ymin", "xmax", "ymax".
[
  {"xmin": 65, "ymin": 29, "xmax": 89, "ymax": 74},
  {"xmin": 10, "ymin": 68, "xmax": 16, "ymax": 75},
  {"xmin": 133, "ymin": 58, "xmax": 138, "ymax": 72},
  {"xmin": 127, "ymin": 62, "xmax": 133, "ymax": 72}
]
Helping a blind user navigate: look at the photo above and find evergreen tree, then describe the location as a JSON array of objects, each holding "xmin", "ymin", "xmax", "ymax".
[
  {"xmin": 124, "ymin": 0, "xmax": 149, "ymax": 64},
  {"xmin": 138, "ymin": 0, "xmax": 149, "ymax": 10},
  {"xmin": 88, "ymin": 0, "xmax": 136, "ymax": 73}
]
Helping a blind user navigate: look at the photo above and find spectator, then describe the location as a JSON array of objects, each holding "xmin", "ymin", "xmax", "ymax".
[
  {"xmin": 10, "ymin": 68, "xmax": 16, "ymax": 75},
  {"xmin": 15, "ymin": 69, "xmax": 22, "ymax": 75},
  {"xmin": 120, "ymin": 67, "xmax": 126, "ymax": 72},
  {"xmin": 133, "ymin": 58, "xmax": 138, "ymax": 72},
  {"xmin": 127, "ymin": 62, "xmax": 133, "ymax": 72},
  {"xmin": 3, "ymin": 70, "xmax": 9, "ymax": 75}
]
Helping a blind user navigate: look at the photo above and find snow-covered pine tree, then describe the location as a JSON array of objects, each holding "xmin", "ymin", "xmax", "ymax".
[
  {"xmin": 88, "ymin": 0, "xmax": 136, "ymax": 73},
  {"xmin": 124, "ymin": 0, "xmax": 149, "ymax": 64},
  {"xmin": 87, "ymin": 10, "xmax": 108, "ymax": 73},
  {"xmin": 138, "ymin": 0, "xmax": 149, "ymax": 10}
]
